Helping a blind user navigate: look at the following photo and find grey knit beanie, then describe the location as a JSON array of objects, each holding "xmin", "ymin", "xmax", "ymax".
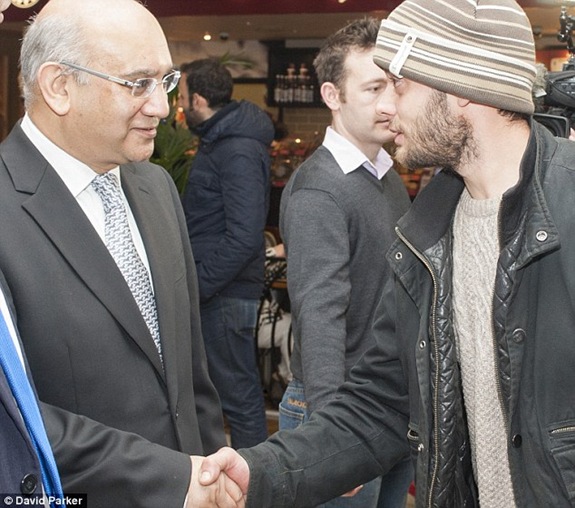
[{"xmin": 374, "ymin": 0, "xmax": 537, "ymax": 114}]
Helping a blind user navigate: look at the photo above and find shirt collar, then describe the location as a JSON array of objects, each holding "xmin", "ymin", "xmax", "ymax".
[
  {"xmin": 20, "ymin": 114, "xmax": 120, "ymax": 197},
  {"xmin": 322, "ymin": 126, "xmax": 393, "ymax": 180}
]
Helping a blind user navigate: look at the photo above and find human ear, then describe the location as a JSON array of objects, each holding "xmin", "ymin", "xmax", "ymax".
[
  {"xmin": 192, "ymin": 92, "xmax": 206, "ymax": 109},
  {"xmin": 456, "ymin": 96, "xmax": 471, "ymax": 108},
  {"xmin": 36, "ymin": 62, "xmax": 72, "ymax": 116},
  {"xmin": 320, "ymin": 82, "xmax": 341, "ymax": 111}
]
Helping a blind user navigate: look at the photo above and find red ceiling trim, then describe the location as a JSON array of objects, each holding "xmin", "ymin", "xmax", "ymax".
[
  {"xmin": 4, "ymin": 0, "xmax": 543, "ymax": 24},
  {"xmin": 142, "ymin": 0, "xmax": 400, "ymax": 17}
]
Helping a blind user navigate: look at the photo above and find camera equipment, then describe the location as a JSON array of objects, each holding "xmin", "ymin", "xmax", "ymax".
[
  {"xmin": 545, "ymin": 3, "xmax": 575, "ymax": 108},
  {"xmin": 537, "ymin": 2, "xmax": 575, "ymax": 136},
  {"xmin": 532, "ymin": 112, "xmax": 570, "ymax": 137},
  {"xmin": 544, "ymin": 69, "xmax": 575, "ymax": 109}
]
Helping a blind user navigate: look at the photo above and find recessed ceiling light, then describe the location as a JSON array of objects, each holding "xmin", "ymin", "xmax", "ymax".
[{"xmin": 203, "ymin": 32, "xmax": 212, "ymax": 41}]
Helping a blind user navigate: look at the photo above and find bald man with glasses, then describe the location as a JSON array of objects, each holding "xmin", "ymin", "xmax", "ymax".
[{"xmin": 0, "ymin": 0, "xmax": 239, "ymax": 506}]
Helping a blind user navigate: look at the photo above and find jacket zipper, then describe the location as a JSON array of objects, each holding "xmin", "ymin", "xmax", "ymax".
[
  {"xmin": 492, "ymin": 206, "xmax": 509, "ymax": 430},
  {"xmin": 395, "ymin": 226, "xmax": 440, "ymax": 508},
  {"xmin": 550, "ymin": 426, "xmax": 575, "ymax": 435}
]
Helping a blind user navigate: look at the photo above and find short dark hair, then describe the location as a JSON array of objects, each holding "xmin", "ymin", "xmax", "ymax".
[
  {"xmin": 181, "ymin": 58, "xmax": 233, "ymax": 109},
  {"xmin": 313, "ymin": 17, "xmax": 380, "ymax": 91}
]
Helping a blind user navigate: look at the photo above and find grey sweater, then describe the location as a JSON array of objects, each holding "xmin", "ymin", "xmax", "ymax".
[
  {"xmin": 279, "ymin": 146, "xmax": 410, "ymax": 413},
  {"xmin": 453, "ymin": 189, "xmax": 515, "ymax": 507}
]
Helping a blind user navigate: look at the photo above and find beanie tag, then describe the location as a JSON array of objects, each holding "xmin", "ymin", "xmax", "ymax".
[{"xmin": 389, "ymin": 32, "xmax": 417, "ymax": 78}]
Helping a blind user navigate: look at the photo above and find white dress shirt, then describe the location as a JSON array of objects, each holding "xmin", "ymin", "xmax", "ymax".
[
  {"xmin": 322, "ymin": 126, "xmax": 393, "ymax": 180},
  {"xmin": 20, "ymin": 114, "xmax": 154, "ymax": 287},
  {"xmin": 0, "ymin": 288, "xmax": 24, "ymax": 368}
]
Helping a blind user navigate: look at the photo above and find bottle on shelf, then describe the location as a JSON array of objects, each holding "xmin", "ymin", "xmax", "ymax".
[{"xmin": 272, "ymin": 61, "xmax": 318, "ymax": 105}]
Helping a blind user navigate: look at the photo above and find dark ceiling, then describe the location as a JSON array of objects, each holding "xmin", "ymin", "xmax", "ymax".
[
  {"xmin": 3, "ymin": 0, "xmax": 546, "ymax": 23},
  {"xmin": 2, "ymin": 0, "xmax": 568, "ymax": 52}
]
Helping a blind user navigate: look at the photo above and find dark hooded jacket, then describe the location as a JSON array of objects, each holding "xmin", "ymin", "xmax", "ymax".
[{"xmin": 183, "ymin": 100, "xmax": 274, "ymax": 302}]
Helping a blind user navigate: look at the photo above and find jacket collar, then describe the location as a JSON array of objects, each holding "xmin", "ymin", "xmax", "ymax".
[
  {"xmin": 193, "ymin": 100, "xmax": 240, "ymax": 140},
  {"xmin": 396, "ymin": 120, "xmax": 559, "ymax": 266},
  {"xmin": 396, "ymin": 169, "xmax": 463, "ymax": 254}
]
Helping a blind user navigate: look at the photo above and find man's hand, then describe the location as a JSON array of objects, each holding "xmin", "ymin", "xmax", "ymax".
[
  {"xmin": 187, "ymin": 455, "xmax": 245, "ymax": 507},
  {"xmin": 199, "ymin": 447, "xmax": 250, "ymax": 496},
  {"xmin": 341, "ymin": 485, "xmax": 363, "ymax": 497}
]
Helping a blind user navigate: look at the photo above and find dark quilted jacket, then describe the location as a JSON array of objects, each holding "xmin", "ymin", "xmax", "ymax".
[
  {"xmin": 388, "ymin": 120, "xmax": 575, "ymax": 507},
  {"xmin": 239, "ymin": 120, "xmax": 575, "ymax": 508}
]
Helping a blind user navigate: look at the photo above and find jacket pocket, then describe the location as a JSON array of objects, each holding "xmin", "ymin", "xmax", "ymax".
[
  {"xmin": 407, "ymin": 424, "xmax": 422, "ymax": 461},
  {"xmin": 549, "ymin": 422, "xmax": 575, "ymax": 501}
]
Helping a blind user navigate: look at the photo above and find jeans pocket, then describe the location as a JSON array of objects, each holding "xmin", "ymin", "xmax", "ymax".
[{"xmin": 279, "ymin": 398, "xmax": 306, "ymax": 430}]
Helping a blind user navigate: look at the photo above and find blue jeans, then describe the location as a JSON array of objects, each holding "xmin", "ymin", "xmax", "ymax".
[
  {"xmin": 279, "ymin": 379, "xmax": 413, "ymax": 508},
  {"xmin": 200, "ymin": 295, "xmax": 268, "ymax": 449}
]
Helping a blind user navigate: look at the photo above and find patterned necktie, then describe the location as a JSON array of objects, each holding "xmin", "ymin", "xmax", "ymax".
[
  {"xmin": 0, "ymin": 306, "xmax": 64, "ymax": 502},
  {"xmin": 91, "ymin": 173, "xmax": 162, "ymax": 362}
]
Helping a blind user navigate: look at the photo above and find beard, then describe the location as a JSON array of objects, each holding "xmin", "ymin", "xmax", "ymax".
[
  {"xmin": 393, "ymin": 90, "xmax": 478, "ymax": 173},
  {"xmin": 184, "ymin": 109, "xmax": 198, "ymax": 129}
]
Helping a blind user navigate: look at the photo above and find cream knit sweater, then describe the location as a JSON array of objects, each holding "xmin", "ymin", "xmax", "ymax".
[{"xmin": 452, "ymin": 189, "xmax": 516, "ymax": 507}]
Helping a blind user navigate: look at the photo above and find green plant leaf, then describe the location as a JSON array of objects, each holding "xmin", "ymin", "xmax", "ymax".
[{"xmin": 150, "ymin": 89, "xmax": 196, "ymax": 195}]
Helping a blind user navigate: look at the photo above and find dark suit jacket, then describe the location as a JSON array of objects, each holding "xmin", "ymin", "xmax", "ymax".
[
  {"xmin": 0, "ymin": 270, "xmax": 43, "ymax": 497},
  {"xmin": 0, "ymin": 124, "xmax": 226, "ymax": 507}
]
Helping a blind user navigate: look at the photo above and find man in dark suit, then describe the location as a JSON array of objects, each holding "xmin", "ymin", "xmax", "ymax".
[
  {"xmin": 0, "ymin": 264, "xmax": 241, "ymax": 507},
  {"xmin": 0, "ymin": 266, "xmax": 64, "ymax": 505},
  {"xmin": 0, "ymin": 0, "xmax": 238, "ymax": 506}
]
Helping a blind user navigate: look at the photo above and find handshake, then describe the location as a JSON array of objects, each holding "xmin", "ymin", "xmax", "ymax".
[
  {"xmin": 186, "ymin": 446, "xmax": 364, "ymax": 507},
  {"xmin": 187, "ymin": 447, "xmax": 250, "ymax": 508}
]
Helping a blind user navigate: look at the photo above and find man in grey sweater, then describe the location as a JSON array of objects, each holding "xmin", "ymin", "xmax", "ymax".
[{"xmin": 278, "ymin": 18, "xmax": 412, "ymax": 508}]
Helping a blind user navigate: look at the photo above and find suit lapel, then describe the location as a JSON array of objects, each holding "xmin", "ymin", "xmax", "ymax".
[
  {"xmin": 120, "ymin": 166, "xmax": 179, "ymax": 397},
  {"xmin": 1, "ymin": 126, "xmax": 165, "ymax": 380}
]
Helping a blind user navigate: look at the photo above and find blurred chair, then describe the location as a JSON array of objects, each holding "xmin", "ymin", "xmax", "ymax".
[{"xmin": 256, "ymin": 231, "xmax": 292, "ymax": 404}]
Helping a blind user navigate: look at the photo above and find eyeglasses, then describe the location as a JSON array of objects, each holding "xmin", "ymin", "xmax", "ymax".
[{"xmin": 60, "ymin": 61, "xmax": 181, "ymax": 99}]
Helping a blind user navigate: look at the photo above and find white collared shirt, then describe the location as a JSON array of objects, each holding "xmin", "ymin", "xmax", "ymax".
[
  {"xmin": 20, "ymin": 114, "xmax": 153, "ymax": 283},
  {"xmin": 322, "ymin": 126, "xmax": 393, "ymax": 180},
  {"xmin": 0, "ymin": 289, "xmax": 24, "ymax": 368}
]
